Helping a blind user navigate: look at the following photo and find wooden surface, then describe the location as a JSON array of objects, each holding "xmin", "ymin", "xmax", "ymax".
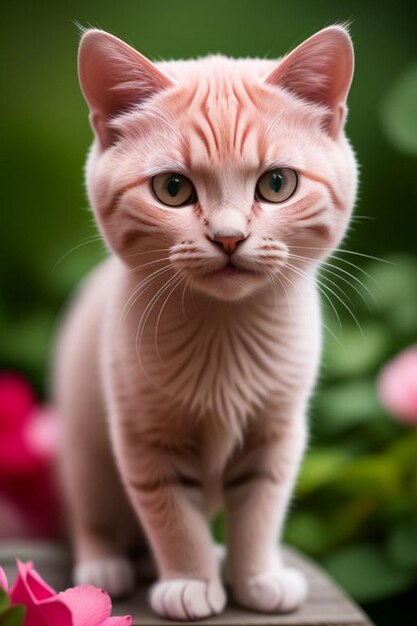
[{"xmin": 0, "ymin": 541, "xmax": 373, "ymax": 626}]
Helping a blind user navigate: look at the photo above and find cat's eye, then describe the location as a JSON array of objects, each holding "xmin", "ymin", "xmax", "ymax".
[
  {"xmin": 151, "ymin": 173, "xmax": 197, "ymax": 207},
  {"xmin": 255, "ymin": 168, "xmax": 298, "ymax": 203}
]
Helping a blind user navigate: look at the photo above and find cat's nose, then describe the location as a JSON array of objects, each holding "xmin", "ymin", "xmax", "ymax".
[{"xmin": 211, "ymin": 231, "xmax": 248, "ymax": 254}]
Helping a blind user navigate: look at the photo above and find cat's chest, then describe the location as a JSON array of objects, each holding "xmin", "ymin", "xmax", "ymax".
[{"xmin": 139, "ymin": 296, "xmax": 318, "ymax": 426}]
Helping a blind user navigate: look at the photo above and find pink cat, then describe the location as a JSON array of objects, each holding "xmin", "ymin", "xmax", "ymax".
[{"xmin": 54, "ymin": 25, "xmax": 357, "ymax": 620}]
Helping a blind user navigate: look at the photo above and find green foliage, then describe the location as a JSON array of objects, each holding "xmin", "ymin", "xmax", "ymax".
[
  {"xmin": 0, "ymin": 591, "xmax": 9, "ymax": 614},
  {"xmin": 387, "ymin": 521, "xmax": 417, "ymax": 569},
  {"xmin": 284, "ymin": 254, "xmax": 417, "ymax": 601},
  {"xmin": 381, "ymin": 63, "xmax": 417, "ymax": 155},
  {"xmin": 323, "ymin": 544, "xmax": 415, "ymax": 602},
  {"xmin": 0, "ymin": 592, "xmax": 25, "ymax": 626}
]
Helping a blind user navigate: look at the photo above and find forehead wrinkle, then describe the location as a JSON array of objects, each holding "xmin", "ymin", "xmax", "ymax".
[{"xmin": 180, "ymin": 72, "xmax": 266, "ymax": 165}]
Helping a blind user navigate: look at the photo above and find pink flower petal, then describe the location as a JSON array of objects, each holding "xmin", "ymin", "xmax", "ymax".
[
  {"xmin": 378, "ymin": 346, "xmax": 417, "ymax": 424},
  {"xmin": 36, "ymin": 596, "xmax": 73, "ymax": 625},
  {"xmin": 26, "ymin": 568, "xmax": 56, "ymax": 601},
  {"xmin": 25, "ymin": 406, "xmax": 59, "ymax": 460},
  {"xmin": 10, "ymin": 565, "xmax": 50, "ymax": 626},
  {"xmin": 0, "ymin": 372, "xmax": 36, "ymax": 434},
  {"xmin": 51, "ymin": 585, "xmax": 112, "ymax": 626},
  {"xmin": 10, "ymin": 561, "xmax": 55, "ymax": 608},
  {"xmin": 10, "ymin": 561, "xmax": 34, "ymax": 605},
  {"xmin": 0, "ymin": 566, "xmax": 8, "ymax": 592}
]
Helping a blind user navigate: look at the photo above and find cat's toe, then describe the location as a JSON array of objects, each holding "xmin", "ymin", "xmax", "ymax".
[
  {"xmin": 74, "ymin": 556, "xmax": 135, "ymax": 599},
  {"xmin": 150, "ymin": 578, "xmax": 226, "ymax": 620},
  {"xmin": 233, "ymin": 567, "xmax": 307, "ymax": 613}
]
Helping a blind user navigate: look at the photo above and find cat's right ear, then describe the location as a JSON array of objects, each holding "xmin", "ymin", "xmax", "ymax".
[
  {"xmin": 78, "ymin": 29, "xmax": 174, "ymax": 149},
  {"xmin": 264, "ymin": 26, "xmax": 354, "ymax": 138}
]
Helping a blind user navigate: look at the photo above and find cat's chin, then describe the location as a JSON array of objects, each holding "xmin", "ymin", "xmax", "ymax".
[{"xmin": 190, "ymin": 270, "xmax": 269, "ymax": 302}]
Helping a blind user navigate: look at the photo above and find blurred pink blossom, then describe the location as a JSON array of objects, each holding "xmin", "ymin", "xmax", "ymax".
[
  {"xmin": 0, "ymin": 371, "xmax": 60, "ymax": 538},
  {"xmin": 0, "ymin": 565, "xmax": 8, "ymax": 592},
  {"xmin": 378, "ymin": 345, "xmax": 417, "ymax": 425},
  {"xmin": 0, "ymin": 562, "xmax": 132, "ymax": 626}
]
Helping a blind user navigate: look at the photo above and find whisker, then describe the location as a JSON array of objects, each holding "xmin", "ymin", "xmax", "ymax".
[
  {"xmin": 135, "ymin": 271, "xmax": 181, "ymax": 373},
  {"xmin": 117, "ymin": 265, "xmax": 172, "ymax": 336},
  {"xmin": 181, "ymin": 276, "xmax": 191, "ymax": 318},
  {"xmin": 53, "ymin": 234, "xmax": 104, "ymax": 270},
  {"xmin": 124, "ymin": 247, "xmax": 171, "ymax": 258},
  {"xmin": 290, "ymin": 246, "xmax": 385, "ymax": 289},
  {"xmin": 286, "ymin": 263, "xmax": 345, "ymax": 336},
  {"xmin": 128, "ymin": 256, "xmax": 171, "ymax": 274},
  {"xmin": 290, "ymin": 246, "xmax": 392, "ymax": 265},
  {"xmin": 279, "ymin": 268, "xmax": 344, "ymax": 349},
  {"xmin": 288, "ymin": 252, "xmax": 376, "ymax": 310},
  {"xmin": 267, "ymin": 269, "xmax": 292, "ymax": 323},
  {"xmin": 154, "ymin": 275, "xmax": 184, "ymax": 357}
]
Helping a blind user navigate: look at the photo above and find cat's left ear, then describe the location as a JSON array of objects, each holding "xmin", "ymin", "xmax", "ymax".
[
  {"xmin": 264, "ymin": 26, "xmax": 354, "ymax": 138},
  {"xmin": 78, "ymin": 29, "xmax": 175, "ymax": 148}
]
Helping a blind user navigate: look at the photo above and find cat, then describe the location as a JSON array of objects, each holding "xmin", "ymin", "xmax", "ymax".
[{"xmin": 54, "ymin": 25, "xmax": 357, "ymax": 620}]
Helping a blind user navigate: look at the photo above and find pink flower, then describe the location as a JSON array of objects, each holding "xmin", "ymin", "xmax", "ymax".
[
  {"xmin": 378, "ymin": 345, "xmax": 417, "ymax": 425},
  {"xmin": 0, "ymin": 371, "xmax": 61, "ymax": 538},
  {"xmin": 3, "ymin": 561, "xmax": 132, "ymax": 626},
  {"xmin": 0, "ymin": 565, "xmax": 8, "ymax": 592}
]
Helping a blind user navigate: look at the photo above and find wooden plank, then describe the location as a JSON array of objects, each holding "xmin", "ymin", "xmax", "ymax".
[{"xmin": 0, "ymin": 541, "xmax": 373, "ymax": 625}]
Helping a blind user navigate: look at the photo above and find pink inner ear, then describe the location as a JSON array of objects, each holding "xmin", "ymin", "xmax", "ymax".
[
  {"xmin": 78, "ymin": 30, "xmax": 174, "ymax": 147},
  {"xmin": 265, "ymin": 26, "xmax": 354, "ymax": 114}
]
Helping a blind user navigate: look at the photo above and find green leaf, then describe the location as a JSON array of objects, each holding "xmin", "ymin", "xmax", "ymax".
[
  {"xmin": 285, "ymin": 512, "xmax": 331, "ymax": 555},
  {"xmin": 323, "ymin": 544, "xmax": 415, "ymax": 602},
  {"xmin": 380, "ymin": 62, "xmax": 417, "ymax": 155},
  {"xmin": 297, "ymin": 448, "xmax": 351, "ymax": 495},
  {"xmin": 314, "ymin": 379, "xmax": 382, "ymax": 436},
  {"xmin": 338, "ymin": 455, "xmax": 401, "ymax": 499},
  {"xmin": 0, "ymin": 605, "xmax": 26, "ymax": 626},
  {"xmin": 0, "ymin": 590, "xmax": 9, "ymax": 613},
  {"xmin": 0, "ymin": 310, "xmax": 54, "ymax": 373},
  {"xmin": 387, "ymin": 521, "xmax": 417, "ymax": 569},
  {"xmin": 360, "ymin": 256, "xmax": 417, "ymax": 330},
  {"xmin": 322, "ymin": 322, "xmax": 388, "ymax": 378}
]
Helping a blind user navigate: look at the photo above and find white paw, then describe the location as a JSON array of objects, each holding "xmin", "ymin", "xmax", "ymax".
[
  {"xmin": 74, "ymin": 556, "xmax": 135, "ymax": 599},
  {"xmin": 233, "ymin": 567, "xmax": 307, "ymax": 613},
  {"xmin": 150, "ymin": 578, "xmax": 226, "ymax": 621}
]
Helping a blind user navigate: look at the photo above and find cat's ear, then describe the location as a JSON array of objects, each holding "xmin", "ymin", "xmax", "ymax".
[
  {"xmin": 78, "ymin": 29, "xmax": 174, "ymax": 148},
  {"xmin": 264, "ymin": 26, "xmax": 354, "ymax": 138}
]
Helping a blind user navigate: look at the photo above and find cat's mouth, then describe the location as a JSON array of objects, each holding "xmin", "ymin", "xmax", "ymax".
[{"xmin": 206, "ymin": 261, "xmax": 258, "ymax": 278}]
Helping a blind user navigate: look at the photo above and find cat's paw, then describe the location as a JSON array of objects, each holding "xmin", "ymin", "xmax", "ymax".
[
  {"xmin": 74, "ymin": 556, "xmax": 135, "ymax": 599},
  {"xmin": 150, "ymin": 578, "xmax": 226, "ymax": 620},
  {"xmin": 232, "ymin": 567, "xmax": 307, "ymax": 613}
]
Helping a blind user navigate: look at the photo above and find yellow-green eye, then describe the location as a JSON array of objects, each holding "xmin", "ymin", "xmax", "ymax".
[
  {"xmin": 256, "ymin": 168, "xmax": 298, "ymax": 203},
  {"xmin": 151, "ymin": 173, "xmax": 197, "ymax": 207}
]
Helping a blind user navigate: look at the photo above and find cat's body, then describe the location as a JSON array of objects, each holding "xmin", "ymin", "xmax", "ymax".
[{"xmin": 55, "ymin": 26, "xmax": 357, "ymax": 620}]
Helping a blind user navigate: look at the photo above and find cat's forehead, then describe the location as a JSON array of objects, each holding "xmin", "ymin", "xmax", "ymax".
[
  {"xmin": 115, "ymin": 55, "xmax": 325, "ymax": 174},
  {"xmin": 154, "ymin": 56, "xmax": 311, "ymax": 168}
]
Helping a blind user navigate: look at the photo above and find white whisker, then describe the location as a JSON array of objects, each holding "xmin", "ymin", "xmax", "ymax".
[
  {"xmin": 154, "ymin": 275, "xmax": 184, "ymax": 357},
  {"xmin": 135, "ymin": 271, "xmax": 181, "ymax": 373}
]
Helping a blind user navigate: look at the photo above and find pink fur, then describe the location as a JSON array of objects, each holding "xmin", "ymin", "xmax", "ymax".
[{"xmin": 54, "ymin": 26, "xmax": 357, "ymax": 619}]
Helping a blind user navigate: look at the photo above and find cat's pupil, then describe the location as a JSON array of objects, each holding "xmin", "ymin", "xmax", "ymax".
[
  {"xmin": 269, "ymin": 172, "xmax": 284, "ymax": 193},
  {"xmin": 166, "ymin": 176, "xmax": 182, "ymax": 197}
]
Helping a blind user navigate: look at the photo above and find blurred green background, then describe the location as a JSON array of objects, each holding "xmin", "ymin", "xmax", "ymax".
[{"xmin": 1, "ymin": 1, "xmax": 417, "ymax": 624}]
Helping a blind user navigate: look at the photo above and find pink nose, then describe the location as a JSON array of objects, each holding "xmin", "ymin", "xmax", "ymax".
[{"xmin": 212, "ymin": 232, "xmax": 247, "ymax": 254}]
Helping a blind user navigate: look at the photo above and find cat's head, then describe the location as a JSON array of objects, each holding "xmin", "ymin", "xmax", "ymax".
[{"xmin": 79, "ymin": 26, "xmax": 357, "ymax": 301}]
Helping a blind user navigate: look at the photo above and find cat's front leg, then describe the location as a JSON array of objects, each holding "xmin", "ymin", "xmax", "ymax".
[
  {"xmin": 224, "ymin": 412, "xmax": 308, "ymax": 613},
  {"xmin": 115, "ymin": 430, "xmax": 226, "ymax": 621}
]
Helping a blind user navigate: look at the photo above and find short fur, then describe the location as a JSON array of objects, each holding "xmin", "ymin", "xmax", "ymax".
[{"xmin": 54, "ymin": 26, "xmax": 357, "ymax": 620}]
